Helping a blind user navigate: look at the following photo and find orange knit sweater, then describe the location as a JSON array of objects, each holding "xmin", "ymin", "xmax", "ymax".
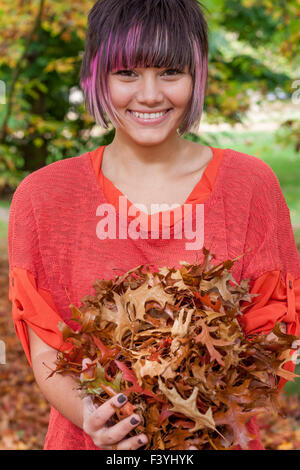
[{"xmin": 8, "ymin": 145, "xmax": 300, "ymax": 449}]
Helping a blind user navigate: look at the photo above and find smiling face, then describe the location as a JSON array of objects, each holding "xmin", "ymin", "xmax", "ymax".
[{"xmin": 107, "ymin": 66, "xmax": 193, "ymax": 146}]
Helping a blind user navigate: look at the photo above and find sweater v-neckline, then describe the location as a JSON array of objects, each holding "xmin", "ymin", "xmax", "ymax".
[{"xmin": 88, "ymin": 144, "xmax": 226, "ymax": 230}]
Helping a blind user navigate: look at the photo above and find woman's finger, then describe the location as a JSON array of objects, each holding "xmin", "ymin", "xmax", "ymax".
[
  {"xmin": 85, "ymin": 393, "xmax": 128, "ymax": 434},
  {"xmin": 82, "ymin": 395, "xmax": 97, "ymax": 423},
  {"xmin": 102, "ymin": 433, "xmax": 148, "ymax": 450},
  {"xmin": 188, "ymin": 446, "xmax": 198, "ymax": 450},
  {"xmin": 117, "ymin": 433, "xmax": 148, "ymax": 450},
  {"xmin": 80, "ymin": 358, "xmax": 94, "ymax": 382},
  {"xmin": 97, "ymin": 412, "xmax": 142, "ymax": 446}
]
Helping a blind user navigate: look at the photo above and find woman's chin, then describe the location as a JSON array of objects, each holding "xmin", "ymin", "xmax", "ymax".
[
  {"xmin": 128, "ymin": 133, "xmax": 172, "ymax": 146},
  {"xmin": 118, "ymin": 124, "xmax": 179, "ymax": 145}
]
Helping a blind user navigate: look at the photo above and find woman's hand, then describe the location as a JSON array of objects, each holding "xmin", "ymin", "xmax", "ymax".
[
  {"xmin": 82, "ymin": 393, "xmax": 148, "ymax": 450},
  {"xmin": 81, "ymin": 359, "xmax": 148, "ymax": 450}
]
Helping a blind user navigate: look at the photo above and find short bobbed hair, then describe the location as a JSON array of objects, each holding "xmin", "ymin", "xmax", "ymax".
[{"xmin": 80, "ymin": 0, "xmax": 209, "ymax": 136}]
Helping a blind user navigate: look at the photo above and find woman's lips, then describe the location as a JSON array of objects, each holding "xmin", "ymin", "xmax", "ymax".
[{"xmin": 127, "ymin": 109, "xmax": 172, "ymax": 125}]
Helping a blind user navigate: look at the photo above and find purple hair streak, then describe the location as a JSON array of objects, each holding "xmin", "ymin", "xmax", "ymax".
[{"xmin": 80, "ymin": 0, "xmax": 209, "ymax": 135}]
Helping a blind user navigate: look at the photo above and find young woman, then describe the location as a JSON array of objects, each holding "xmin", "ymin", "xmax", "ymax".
[{"xmin": 8, "ymin": 0, "xmax": 300, "ymax": 450}]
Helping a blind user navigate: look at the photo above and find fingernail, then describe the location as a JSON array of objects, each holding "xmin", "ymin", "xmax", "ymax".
[
  {"xmin": 130, "ymin": 416, "xmax": 140, "ymax": 425},
  {"xmin": 138, "ymin": 436, "xmax": 147, "ymax": 445},
  {"xmin": 117, "ymin": 394, "xmax": 127, "ymax": 404}
]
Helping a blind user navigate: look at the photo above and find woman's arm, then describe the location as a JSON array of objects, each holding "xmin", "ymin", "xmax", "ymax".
[
  {"xmin": 26, "ymin": 324, "xmax": 85, "ymax": 429},
  {"xmin": 26, "ymin": 324, "xmax": 148, "ymax": 449}
]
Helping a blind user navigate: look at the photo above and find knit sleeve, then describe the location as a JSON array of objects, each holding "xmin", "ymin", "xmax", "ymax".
[
  {"xmin": 8, "ymin": 176, "xmax": 44, "ymax": 279},
  {"xmin": 8, "ymin": 267, "xmax": 68, "ymax": 367},
  {"xmin": 238, "ymin": 270, "xmax": 300, "ymax": 390},
  {"xmin": 240, "ymin": 163, "xmax": 300, "ymax": 284},
  {"xmin": 8, "ymin": 179, "xmax": 69, "ymax": 367},
  {"xmin": 239, "ymin": 163, "xmax": 300, "ymax": 390}
]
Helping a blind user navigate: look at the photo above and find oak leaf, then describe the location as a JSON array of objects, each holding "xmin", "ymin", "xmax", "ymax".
[
  {"xmin": 194, "ymin": 318, "xmax": 232, "ymax": 366},
  {"xmin": 158, "ymin": 378, "xmax": 216, "ymax": 433}
]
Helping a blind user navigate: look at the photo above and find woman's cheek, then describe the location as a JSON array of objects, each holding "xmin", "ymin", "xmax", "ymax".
[
  {"xmin": 165, "ymin": 79, "xmax": 193, "ymax": 108},
  {"xmin": 109, "ymin": 81, "xmax": 133, "ymax": 109}
]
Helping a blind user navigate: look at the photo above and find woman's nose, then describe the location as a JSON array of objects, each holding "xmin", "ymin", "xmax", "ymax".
[{"xmin": 136, "ymin": 74, "xmax": 164, "ymax": 104}]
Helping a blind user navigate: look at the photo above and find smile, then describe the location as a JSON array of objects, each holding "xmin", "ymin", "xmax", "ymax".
[{"xmin": 127, "ymin": 109, "xmax": 172, "ymax": 125}]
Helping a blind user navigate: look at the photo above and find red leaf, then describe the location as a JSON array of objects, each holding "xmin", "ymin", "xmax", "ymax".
[
  {"xmin": 114, "ymin": 360, "xmax": 159, "ymax": 399},
  {"xmin": 91, "ymin": 334, "xmax": 118, "ymax": 360}
]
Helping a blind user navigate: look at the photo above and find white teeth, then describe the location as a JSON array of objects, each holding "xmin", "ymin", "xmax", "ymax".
[{"xmin": 131, "ymin": 110, "xmax": 167, "ymax": 119}]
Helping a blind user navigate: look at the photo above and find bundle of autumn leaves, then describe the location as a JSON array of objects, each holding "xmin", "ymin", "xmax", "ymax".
[{"xmin": 51, "ymin": 247, "xmax": 300, "ymax": 450}]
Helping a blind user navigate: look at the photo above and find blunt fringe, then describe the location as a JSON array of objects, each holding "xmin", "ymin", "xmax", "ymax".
[{"xmin": 80, "ymin": 0, "xmax": 209, "ymax": 136}]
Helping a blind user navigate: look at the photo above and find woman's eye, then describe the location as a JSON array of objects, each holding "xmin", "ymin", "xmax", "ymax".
[
  {"xmin": 114, "ymin": 68, "xmax": 183, "ymax": 77},
  {"xmin": 163, "ymin": 69, "xmax": 183, "ymax": 76},
  {"xmin": 115, "ymin": 70, "xmax": 135, "ymax": 77}
]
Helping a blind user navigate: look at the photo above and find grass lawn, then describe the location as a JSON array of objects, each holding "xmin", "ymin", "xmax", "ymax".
[
  {"xmin": 0, "ymin": 220, "xmax": 8, "ymax": 241},
  {"xmin": 0, "ymin": 200, "xmax": 9, "ymax": 241},
  {"xmin": 0, "ymin": 200, "xmax": 11, "ymax": 209}
]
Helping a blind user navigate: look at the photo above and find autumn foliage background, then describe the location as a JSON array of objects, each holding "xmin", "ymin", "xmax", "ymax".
[{"xmin": 0, "ymin": 0, "xmax": 300, "ymax": 450}]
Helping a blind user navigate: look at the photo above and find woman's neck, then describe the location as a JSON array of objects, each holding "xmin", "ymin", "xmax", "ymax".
[{"xmin": 102, "ymin": 132, "xmax": 197, "ymax": 182}]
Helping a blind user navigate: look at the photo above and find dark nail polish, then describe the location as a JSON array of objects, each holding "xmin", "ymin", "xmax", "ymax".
[
  {"xmin": 138, "ymin": 438, "xmax": 144, "ymax": 445},
  {"xmin": 117, "ymin": 394, "xmax": 127, "ymax": 403},
  {"xmin": 130, "ymin": 417, "xmax": 140, "ymax": 425}
]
